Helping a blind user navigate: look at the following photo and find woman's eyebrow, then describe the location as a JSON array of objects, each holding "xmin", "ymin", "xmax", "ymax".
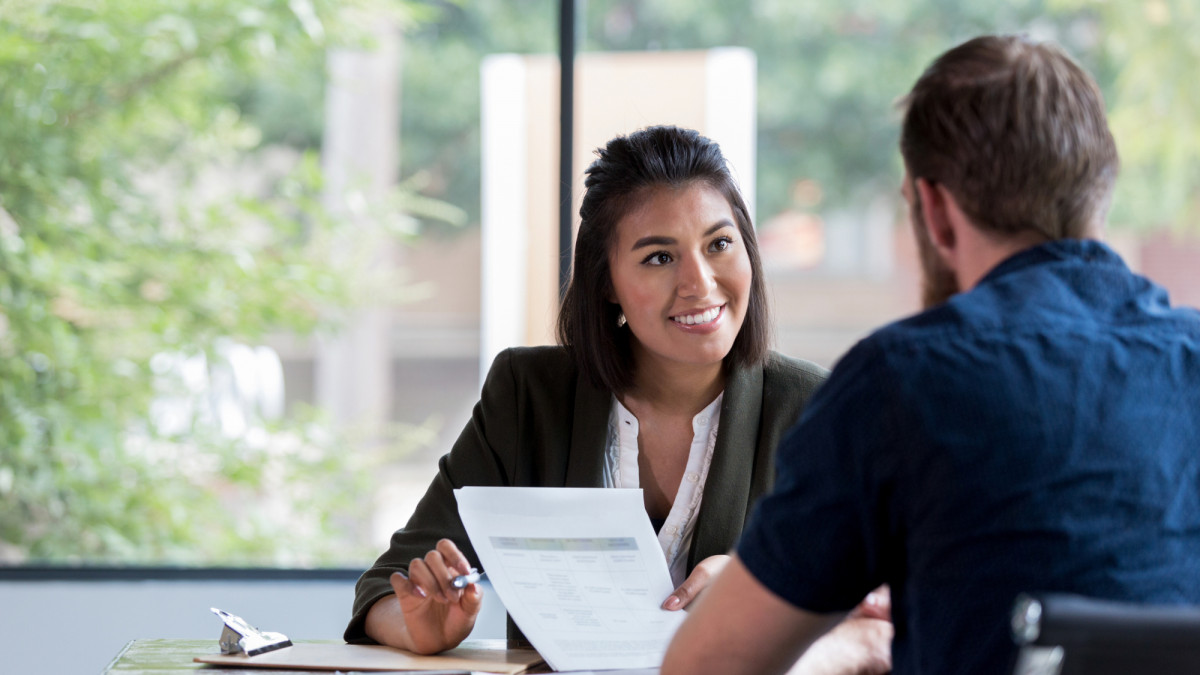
[
  {"xmin": 631, "ymin": 235, "xmax": 674, "ymax": 250},
  {"xmin": 705, "ymin": 220, "xmax": 734, "ymax": 236}
]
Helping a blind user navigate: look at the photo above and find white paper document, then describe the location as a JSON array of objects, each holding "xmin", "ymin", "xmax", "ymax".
[{"xmin": 455, "ymin": 487, "xmax": 686, "ymax": 672}]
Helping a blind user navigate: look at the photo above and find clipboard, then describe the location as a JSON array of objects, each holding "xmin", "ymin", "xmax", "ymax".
[{"xmin": 194, "ymin": 639, "xmax": 546, "ymax": 673}]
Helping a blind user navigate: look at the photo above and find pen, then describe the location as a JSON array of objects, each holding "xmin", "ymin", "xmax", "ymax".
[{"xmin": 451, "ymin": 568, "xmax": 485, "ymax": 589}]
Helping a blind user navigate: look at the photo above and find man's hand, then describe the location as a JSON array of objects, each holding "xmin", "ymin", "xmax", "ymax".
[
  {"xmin": 788, "ymin": 586, "xmax": 893, "ymax": 675},
  {"xmin": 850, "ymin": 585, "xmax": 891, "ymax": 622},
  {"xmin": 662, "ymin": 554, "xmax": 730, "ymax": 610},
  {"xmin": 662, "ymin": 555, "xmax": 844, "ymax": 675}
]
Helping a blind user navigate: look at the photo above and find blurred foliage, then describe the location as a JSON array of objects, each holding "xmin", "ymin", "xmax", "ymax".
[
  {"xmin": 0, "ymin": 0, "xmax": 440, "ymax": 566},
  {"xmin": 392, "ymin": 0, "xmax": 1198, "ymax": 233},
  {"xmin": 1048, "ymin": 0, "xmax": 1200, "ymax": 230},
  {"xmin": 393, "ymin": 1, "xmax": 556, "ymax": 236}
]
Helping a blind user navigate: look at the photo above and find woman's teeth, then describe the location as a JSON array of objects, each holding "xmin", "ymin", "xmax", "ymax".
[{"xmin": 673, "ymin": 307, "xmax": 720, "ymax": 325}]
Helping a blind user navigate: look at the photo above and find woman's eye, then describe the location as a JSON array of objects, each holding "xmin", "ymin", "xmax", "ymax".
[
  {"xmin": 642, "ymin": 251, "xmax": 673, "ymax": 266},
  {"xmin": 710, "ymin": 236, "xmax": 735, "ymax": 252}
]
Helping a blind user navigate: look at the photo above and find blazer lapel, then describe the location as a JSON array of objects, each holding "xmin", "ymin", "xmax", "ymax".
[
  {"xmin": 564, "ymin": 375, "xmax": 610, "ymax": 487},
  {"xmin": 689, "ymin": 362, "xmax": 764, "ymax": 567}
]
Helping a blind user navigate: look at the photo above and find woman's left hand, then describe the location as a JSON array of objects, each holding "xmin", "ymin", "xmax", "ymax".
[{"xmin": 661, "ymin": 554, "xmax": 730, "ymax": 610}]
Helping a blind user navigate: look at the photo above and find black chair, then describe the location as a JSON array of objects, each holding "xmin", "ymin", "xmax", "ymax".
[{"xmin": 1011, "ymin": 593, "xmax": 1200, "ymax": 675}]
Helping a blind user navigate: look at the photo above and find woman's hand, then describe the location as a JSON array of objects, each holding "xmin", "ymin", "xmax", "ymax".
[
  {"xmin": 661, "ymin": 554, "xmax": 730, "ymax": 610},
  {"xmin": 365, "ymin": 539, "xmax": 484, "ymax": 654}
]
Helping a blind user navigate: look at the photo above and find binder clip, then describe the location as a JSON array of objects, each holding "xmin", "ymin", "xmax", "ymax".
[{"xmin": 210, "ymin": 607, "xmax": 293, "ymax": 656}]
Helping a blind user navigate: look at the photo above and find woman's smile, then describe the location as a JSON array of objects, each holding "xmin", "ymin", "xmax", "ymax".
[{"xmin": 670, "ymin": 305, "xmax": 724, "ymax": 330}]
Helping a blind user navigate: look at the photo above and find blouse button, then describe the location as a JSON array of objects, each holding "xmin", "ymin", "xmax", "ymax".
[
  {"xmin": 668, "ymin": 525, "xmax": 679, "ymax": 535},
  {"xmin": 685, "ymin": 472, "xmax": 699, "ymax": 483}
]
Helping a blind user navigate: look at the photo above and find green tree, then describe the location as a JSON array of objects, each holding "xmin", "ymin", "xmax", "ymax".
[
  {"xmin": 1049, "ymin": 0, "xmax": 1200, "ymax": 231},
  {"xmin": 0, "ymin": 0, "xmax": 433, "ymax": 565},
  {"xmin": 397, "ymin": 1, "xmax": 556, "ymax": 234}
]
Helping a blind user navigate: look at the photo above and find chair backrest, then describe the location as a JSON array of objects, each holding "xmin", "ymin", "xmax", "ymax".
[{"xmin": 1011, "ymin": 593, "xmax": 1200, "ymax": 675}]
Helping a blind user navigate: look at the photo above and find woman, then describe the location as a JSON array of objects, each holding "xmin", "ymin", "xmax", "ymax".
[{"xmin": 346, "ymin": 126, "xmax": 830, "ymax": 655}]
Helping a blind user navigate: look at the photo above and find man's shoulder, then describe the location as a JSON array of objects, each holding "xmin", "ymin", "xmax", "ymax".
[
  {"xmin": 852, "ymin": 280, "xmax": 1037, "ymax": 359},
  {"xmin": 839, "ymin": 299, "xmax": 1027, "ymax": 389},
  {"xmin": 868, "ymin": 244, "xmax": 1200, "ymax": 354}
]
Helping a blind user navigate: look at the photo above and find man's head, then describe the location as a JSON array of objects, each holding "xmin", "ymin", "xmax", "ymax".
[{"xmin": 899, "ymin": 35, "xmax": 1120, "ymax": 306}]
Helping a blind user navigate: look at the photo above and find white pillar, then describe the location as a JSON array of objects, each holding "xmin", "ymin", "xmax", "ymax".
[
  {"xmin": 479, "ymin": 54, "xmax": 530, "ymax": 385},
  {"xmin": 706, "ymin": 47, "xmax": 757, "ymax": 223},
  {"xmin": 316, "ymin": 24, "xmax": 401, "ymax": 426}
]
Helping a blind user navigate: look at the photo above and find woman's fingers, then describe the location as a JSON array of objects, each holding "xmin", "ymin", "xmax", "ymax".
[
  {"xmin": 406, "ymin": 557, "xmax": 441, "ymax": 601},
  {"xmin": 390, "ymin": 570, "xmax": 426, "ymax": 600},
  {"xmin": 434, "ymin": 539, "xmax": 480, "ymax": 599},
  {"xmin": 406, "ymin": 540, "xmax": 477, "ymax": 603},
  {"xmin": 458, "ymin": 577, "xmax": 486, "ymax": 615},
  {"xmin": 662, "ymin": 554, "xmax": 730, "ymax": 610},
  {"xmin": 424, "ymin": 549, "xmax": 464, "ymax": 602},
  {"xmin": 436, "ymin": 538, "xmax": 474, "ymax": 576}
]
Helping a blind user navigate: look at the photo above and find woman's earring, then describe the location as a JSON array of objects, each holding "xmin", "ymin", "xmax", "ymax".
[{"xmin": 617, "ymin": 312, "xmax": 627, "ymax": 327}]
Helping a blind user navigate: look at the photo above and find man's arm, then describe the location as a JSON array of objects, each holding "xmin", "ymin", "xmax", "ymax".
[{"xmin": 662, "ymin": 554, "xmax": 844, "ymax": 675}]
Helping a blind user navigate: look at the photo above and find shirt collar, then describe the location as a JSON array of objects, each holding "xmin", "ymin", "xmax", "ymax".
[{"xmin": 977, "ymin": 238, "xmax": 1127, "ymax": 288}]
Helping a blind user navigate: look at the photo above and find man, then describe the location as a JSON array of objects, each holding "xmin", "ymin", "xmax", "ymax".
[{"xmin": 663, "ymin": 34, "xmax": 1200, "ymax": 675}]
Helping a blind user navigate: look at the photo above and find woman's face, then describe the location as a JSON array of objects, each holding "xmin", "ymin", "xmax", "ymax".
[{"xmin": 608, "ymin": 182, "xmax": 753, "ymax": 375}]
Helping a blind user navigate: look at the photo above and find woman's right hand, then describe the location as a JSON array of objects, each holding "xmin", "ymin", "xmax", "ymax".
[{"xmin": 367, "ymin": 538, "xmax": 484, "ymax": 654}]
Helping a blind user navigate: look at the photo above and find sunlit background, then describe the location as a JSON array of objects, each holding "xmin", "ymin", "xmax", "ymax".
[{"xmin": 2, "ymin": 0, "xmax": 1198, "ymax": 573}]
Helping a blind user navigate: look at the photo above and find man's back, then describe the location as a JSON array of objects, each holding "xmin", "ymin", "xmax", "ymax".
[
  {"xmin": 868, "ymin": 239, "xmax": 1200, "ymax": 672},
  {"xmin": 662, "ymin": 35, "xmax": 1200, "ymax": 675},
  {"xmin": 736, "ymin": 238, "xmax": 1200, "ymax": 674}
]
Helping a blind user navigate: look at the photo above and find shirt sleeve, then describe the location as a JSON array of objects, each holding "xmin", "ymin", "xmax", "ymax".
[
  {"xmin": 737, "ymin": 339, "xmax": 901, "ymax": 614},
  {"xmin": 344, "ymin": 348, "xmax": 523, "ymax": 643}
]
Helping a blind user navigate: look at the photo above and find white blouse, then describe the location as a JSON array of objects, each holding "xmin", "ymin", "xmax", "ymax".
[{"xmin": 602, "ymin": 392, "xmax": 724, "ymax": 588}]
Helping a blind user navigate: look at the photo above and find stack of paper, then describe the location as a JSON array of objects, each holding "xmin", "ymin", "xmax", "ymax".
[{"xmin": 455, "ymin": 487, "xmax": 686, "ymax": 672}]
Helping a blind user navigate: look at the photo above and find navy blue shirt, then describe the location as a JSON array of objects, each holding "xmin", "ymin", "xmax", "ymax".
[{"xmin": 739, "ymin": 240, "xmax": 1200, "ymax": 674}]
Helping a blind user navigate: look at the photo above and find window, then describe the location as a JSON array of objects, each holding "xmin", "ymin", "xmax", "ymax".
[{"xmin": 3, "ymin": 0, "xmax": 1197, "ymax": 569}]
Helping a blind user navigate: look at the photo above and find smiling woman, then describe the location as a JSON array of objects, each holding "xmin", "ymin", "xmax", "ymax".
[{"xmin": 345, "ymin": 125, "xmax": 836, "ymax": 661}]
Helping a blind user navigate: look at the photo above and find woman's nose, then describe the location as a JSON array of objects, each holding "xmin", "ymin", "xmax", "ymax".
[{"xmin": 677, "ymin": 254, "xmax": 716, "ymax": 298}]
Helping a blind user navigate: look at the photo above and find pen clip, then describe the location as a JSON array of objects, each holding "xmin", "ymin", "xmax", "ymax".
[{"xmin": 451, "ymin": 568, "xmax": 486, "ymax": 589}]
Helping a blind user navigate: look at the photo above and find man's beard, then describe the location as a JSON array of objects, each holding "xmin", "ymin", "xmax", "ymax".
[{"xmin": 910, "ymin": 198, "xmax": 960, "ymax": 309}]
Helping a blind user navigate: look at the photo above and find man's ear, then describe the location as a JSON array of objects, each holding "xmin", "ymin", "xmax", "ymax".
[{"xmin": 914, "ymin": 178, "xmax": 957, "ymax": 257}]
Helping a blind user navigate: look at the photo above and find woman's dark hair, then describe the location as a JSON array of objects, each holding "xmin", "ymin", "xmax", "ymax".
[{"xmin": 556, "ymin": 125, "xmax": 770, "ymax": 394}]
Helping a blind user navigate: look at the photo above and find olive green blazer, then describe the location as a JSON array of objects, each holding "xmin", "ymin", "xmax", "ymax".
[{"xmin": 345, "ymin": 345, "xmax": 828, "ymax": 643}]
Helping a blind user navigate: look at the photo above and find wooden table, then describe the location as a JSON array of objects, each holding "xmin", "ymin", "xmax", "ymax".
[
  {"xmin": 103, "ymin": 639, "xmax": 546, "ymax": 674},
  {"xmin": 105, "ymin": 639, "xmax": 278, "ymax": 674}
]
